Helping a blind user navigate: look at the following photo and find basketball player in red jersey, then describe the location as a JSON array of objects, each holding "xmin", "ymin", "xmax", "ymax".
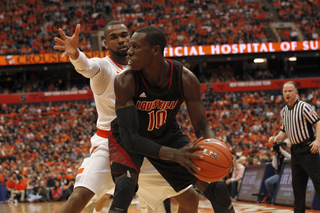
[
  {"xmin": 53, "ymin": 22, "xmax": 199, "ymax": 213},
  {"xmin": 109, "ymin": 26, "xmax": 235, "ymax": 213}
]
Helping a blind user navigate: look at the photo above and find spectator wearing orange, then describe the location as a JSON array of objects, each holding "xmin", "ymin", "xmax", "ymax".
[
  {"xmin": 51, "ymin": 180, "xmax": 63, "ymax": 201},
  {"xmin": 65, "ymin": 168, "xmax": 74, "ymax": 181},
  {"xmin": 0, "ymin": 166, "xmax": 5, "ymax": 184},
  {"xmin": 6, "ymin": 174, "xmax": 17, "ymax": 202},
  {"xmin": 11, "ymin": 176, "xmax": 27, "ymax": 202}
]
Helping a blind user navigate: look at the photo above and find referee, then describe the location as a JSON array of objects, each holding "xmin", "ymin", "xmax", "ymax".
[{"xmin": 269, "ymin": 81, "xmax": 320, "ymax": 213}]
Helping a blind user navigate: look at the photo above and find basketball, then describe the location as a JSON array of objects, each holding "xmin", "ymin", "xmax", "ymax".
[{"xmin": 191, "ymin": 138, "xmax": 233, "ymax": 182}]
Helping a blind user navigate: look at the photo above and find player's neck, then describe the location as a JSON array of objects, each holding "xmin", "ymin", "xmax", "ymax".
[
  {"xmin": 110, "ymin": 54, "xmax": 127, "ymax": 66},
  {"xmin": 142, "ymin": 60, "xmax": 170, "ymax": 88}
]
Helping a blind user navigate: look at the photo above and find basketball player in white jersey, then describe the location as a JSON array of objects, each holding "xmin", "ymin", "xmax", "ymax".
[{"xmin": 53, "ymin": 22, "xmax": 199, "ymax": 213}]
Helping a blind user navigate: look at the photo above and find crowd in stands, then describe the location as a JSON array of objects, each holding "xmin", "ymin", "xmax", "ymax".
[
  {"xmin": 2, "ymin": 87, "xmax": 320, "ymax": 203},
  {"xmin": 112, "ymin": 0, "xmax": 273, "ymax": 46},
  {"xmin": 0, "ymin": 101, "xmax": 96, "ymax": 202},
  {"xmin": 272, "ymin": 0, "xmax": 320, "ymax": 41},
  {"xmin": 0, "ymin": 0, "xmax": 108, "ymax": 55},
  {"xmin": 1, "ymin": 0, "xmax": 320, "ymax": 56}
]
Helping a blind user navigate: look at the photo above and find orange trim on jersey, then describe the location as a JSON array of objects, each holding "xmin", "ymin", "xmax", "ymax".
[
  {"xmin": 108, "ymin": 56, "xmax": 124, "ymax": 70},
  {"xmin": 96, "ymin": 128, "xmax": 110, "ymax": 139},
  {"xmin": 77, "ymin": 168, "xmax": 84, "ymax": 175},
  {"xmin": 91, "ymin": 146, "xmax": 98, "ymax": 153}
]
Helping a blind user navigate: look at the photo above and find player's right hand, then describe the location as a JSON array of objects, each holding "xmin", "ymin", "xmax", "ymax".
[{"xmin": 54, "ymin": 24, "xmax": 81, "ymax": 60}]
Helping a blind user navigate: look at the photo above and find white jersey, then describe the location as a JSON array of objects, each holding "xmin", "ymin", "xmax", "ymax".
[
  {"xmin": 91, "ymin": 56, "xmax": 125, "ymax": 131},
  {"xmin": 71, "ymin": 51, "xmax": 126, "ymax": 151}
]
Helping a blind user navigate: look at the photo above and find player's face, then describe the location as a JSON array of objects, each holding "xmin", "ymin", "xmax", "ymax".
[
  {"xmin": 104, "ymin": 24, "xmax": 130, "ymax": 57},
  {"xmin": 126, "ymin": 32, "xmax": 153, "ymax": 70},
  {"xmin": 282, "ymin": 83, "xmax": 298, "ymax": 105}
]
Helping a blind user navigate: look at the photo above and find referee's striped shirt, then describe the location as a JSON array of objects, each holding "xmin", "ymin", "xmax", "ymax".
[{"xmin": 280, "ymin": 100, "xmax": 319, "ymax": 144}]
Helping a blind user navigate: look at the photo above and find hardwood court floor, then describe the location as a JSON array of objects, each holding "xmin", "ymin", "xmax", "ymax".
[{"xmin": 1, "ymin": 196, "xmax": 320, "ymax": 213}]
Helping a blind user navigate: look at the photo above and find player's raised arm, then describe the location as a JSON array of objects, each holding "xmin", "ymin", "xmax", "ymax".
[{"xmin": 54, "ymin": 24, "xmax": 81, "ymax": 60}]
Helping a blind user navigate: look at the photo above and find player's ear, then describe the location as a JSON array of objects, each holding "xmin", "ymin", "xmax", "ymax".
[
  {"xmin": 103, "ymin": 40, "xmax": 109, "ymax": 50},
  {"xmin": 153, "ymin": 45, "xmax": 161, "ymax": 56}
]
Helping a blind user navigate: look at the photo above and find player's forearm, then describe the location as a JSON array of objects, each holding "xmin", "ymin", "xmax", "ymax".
[
  {"xmin": 70, "ymin": 50, "xmax": 100, "ymax": 78},
  {"xmin": 194, "ymin": 126, "xmax": 215, "ymax": 139},
  {"xmin": 116, "ymin": 106, "xmax": 162, "ymax": 158}
]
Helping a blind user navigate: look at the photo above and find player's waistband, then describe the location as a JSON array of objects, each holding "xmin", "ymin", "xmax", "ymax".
[
  {"xmin": 91, "ymin": 129, "xmax": 111, "ymax": 153},
  {"xmin": 96, "ymin": 128, "xmax": 111, "ymax": 139}
]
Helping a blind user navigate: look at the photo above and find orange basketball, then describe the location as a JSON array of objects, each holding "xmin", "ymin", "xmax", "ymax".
[{"xmin": 191, "ymin": 138, "xmax": 233, "ymax": 182}]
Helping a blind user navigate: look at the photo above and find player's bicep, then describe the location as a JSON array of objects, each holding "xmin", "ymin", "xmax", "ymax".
[
  {"xmin": 182, "ymin": 68, "xmax": 208, "ymax": 130},
  {"xmin": 114, "ymin": 71, "xmax": 136, "ymax": 110}
]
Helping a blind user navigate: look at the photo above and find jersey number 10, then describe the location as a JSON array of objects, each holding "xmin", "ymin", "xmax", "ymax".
[{"xmin": 147, "ymin": 110, "xmax": 168, "ymax": 131}]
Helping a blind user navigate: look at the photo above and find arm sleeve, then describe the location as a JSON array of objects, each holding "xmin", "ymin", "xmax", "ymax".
[
  {"xmin": 303, "ymin": 103, "xmax": 320, "ymax": 124},
  {"xmin": 281, "ymin": 149, "xmax": 291, "ymax": 160},
  {"xmin": 116, "ymin": 106, "xmax": 162, "ymax": 158},
  {"xmin": 69, "ymin": 50, "xmax": 100, "ymax": 78},
  {"xmin": 70, "ymin": 50, "xmax": 110, "ymax": 95},
  {"xmin": 272, "ymin": 155, "xmax": 278, "ymax": 169}
]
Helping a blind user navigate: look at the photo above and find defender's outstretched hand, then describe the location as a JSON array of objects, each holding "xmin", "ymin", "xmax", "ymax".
[{"xmin": 54, "ymin": 24, "xmax": 81, "ymax": 60}]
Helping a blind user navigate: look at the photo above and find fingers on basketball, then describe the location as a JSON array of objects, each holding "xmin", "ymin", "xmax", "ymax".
[{"xmin": 191, "ymin": 138, "xmax": 233, "ymax": 182}]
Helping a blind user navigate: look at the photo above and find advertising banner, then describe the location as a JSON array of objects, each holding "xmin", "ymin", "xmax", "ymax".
[{"xmin": 1, "ymin": 40, "xmax": 319, "ymax": 66}]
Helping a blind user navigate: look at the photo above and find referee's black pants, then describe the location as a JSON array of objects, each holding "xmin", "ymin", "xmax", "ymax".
[{"xmin": 291, "ymin": 143, "xmax": 320, "ymax": 213}]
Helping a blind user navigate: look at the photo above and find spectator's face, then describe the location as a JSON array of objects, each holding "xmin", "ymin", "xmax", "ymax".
[{"xmin": 104, "ymin": 24, "xmax": 130, "ymax": 57}]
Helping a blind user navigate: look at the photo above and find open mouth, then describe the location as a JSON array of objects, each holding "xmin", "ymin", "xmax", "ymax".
[
  {"xmin": 119, "ymin": 45, "xmax": 127, "ymax": 51},
  {"xmin": 128, "ymin": 59, "xmax": 133, "ymax": 65}
]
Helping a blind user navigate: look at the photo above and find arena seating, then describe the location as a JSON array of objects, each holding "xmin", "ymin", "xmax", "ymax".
[{"xmin": 1, "ymin": 0, "xmax": 320, "ymax": 56}]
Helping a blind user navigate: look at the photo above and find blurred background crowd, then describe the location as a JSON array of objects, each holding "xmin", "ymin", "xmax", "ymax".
[{"xmin": 0, "ymin": 0, "xmax": 319, "ymax": 55}]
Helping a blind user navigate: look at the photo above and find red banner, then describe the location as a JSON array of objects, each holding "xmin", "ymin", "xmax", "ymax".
[
  {"xmin": 201, "ymin": 78, "xmax": 320, "ymax": 93},
  {"xmin": 0, "ymin": 90, "xmax": 94, "ymax": 104},
  {"xmin": 1, "ymin": 78, "xmax": 320, "ymax": 104},
  {"xmin": 0, "ymin": 40, "xmax": 319, "ymax": 66},
  {"xmin": 0, "ymin": 51, "xmax": 109, "ymax": 66}
]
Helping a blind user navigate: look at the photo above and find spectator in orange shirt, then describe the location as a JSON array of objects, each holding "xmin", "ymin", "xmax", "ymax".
[
  {"xmin": 6, "ymin": 174, "xmax": 17, "ymax": 202},
  {"xmin": 65, "ymin": 168, "xmax": 74, "ymax": 181},
  {"xmin": 11, "ymin": 176, "xmax": 26, "ymax": 202},
  {"xmin": 51, "ymin": 180, "xmax": 63, "ymax": 201},
  {"xmin": 0, "ymin": 166, "xmax": 5, "ymax": 184}
]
